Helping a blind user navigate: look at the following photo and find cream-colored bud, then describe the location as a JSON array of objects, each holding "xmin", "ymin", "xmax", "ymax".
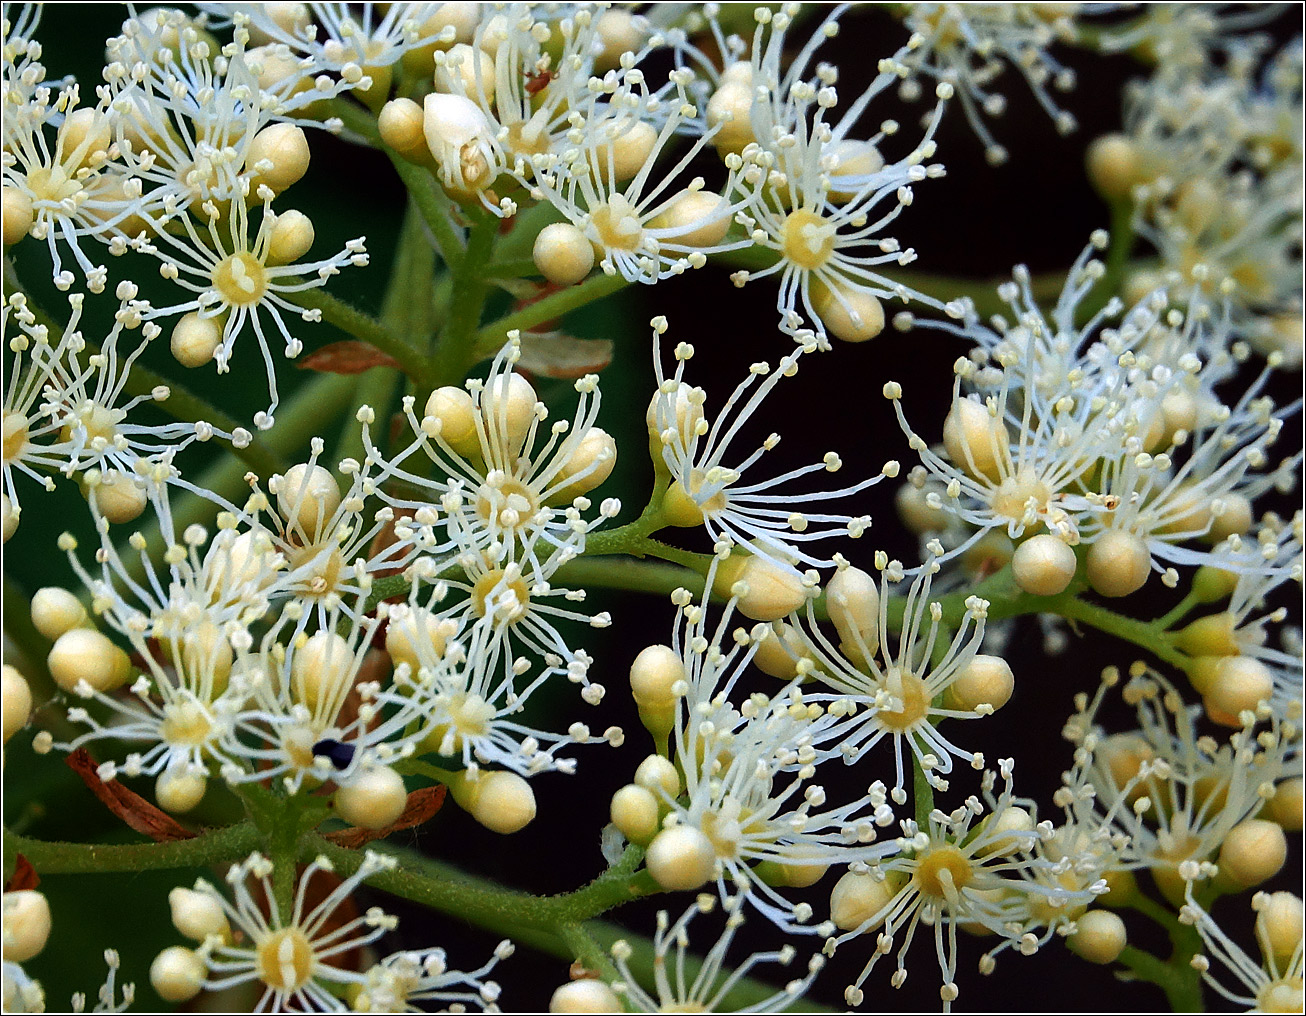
[
  {"xmin": 645, "ymin": 825, "xmax": 716, "ymax": 891},
  {"xmin": 2, "ymin": 665, "xmax": 31, "ymax": 744},
  {"xmin": 266, "ymin": 209, "xmax": 315, "ymax": 265},
  {"xmin": 2, "ymin": 892, "xmax": 50, "ymax": 963},
  {"xmin": 829, "ymin": 870, "xmax": 900, "ymax": 932},
  {"xmin": 422, "ymin": 92, "xmax": 495, "ymax": 193},
  {"xmin": 156, "ymin": 768, "xmax": 207, "ymax": 814},
  {"xmin": 2, "ymin": 187, "xmax": 33, "ymax": 246},
  {"xmin": 461, "ymin": 771, "xmax": 536, "ymax": 834},
  {"xmin": 246, "ymin": 45, "xmax": 313, "ymax": 101},
  {"xmin": 826, "ymin": 566, "xmax": 880, "ymax": 657},
  {"xmin": 533, "ymin": 223, "xmax": 595, "ymax": 287},
  {"xmin": 1068, "ymin": 909, "xmax": 1127, "ymax": 964},
  {"xmin": 550, "ymin": 979, "xmax": 623, "ymax": 1013},
  {"xmin": 1086, "ymin": 134, "xmax": 1140, "ymax": 201},
  {"xmin": 826, "ymin": 139, "xmax": 884, "ymax": 202},
  {"xmin": 1011, "ymin": 534, "xmax": 1077, "ymax": 596},
  {"xmin": 648, "ymin": 189, "xmax": 732, "ymax": 248},
  {"xmin": 646, "ymin": 380, "xmax": 706, "ymax": 445},
  {"xmin": 424, "ymin": 386, "xmax": 480, "ymax": 455},
  {"xmin": 706, "ymin": 65, "xmax": 755, "ymax": 157},
  {"xmin": 1249, "ymin": 314, "xmax": 1304, "ymax": 369},
  {"xmin": 1174, "ymin": 177, "xmax": 1220, "ymax": 235},
  {"xmin": 290, "ymin": 631, "xmax": 354, "ymax": 714},
  {"xmin": 755, "ymin": 844, "xmax": 829, "ymax": 889},
  {"xmin": 1255, "ymin": 892, "xmax": 1304, "ymax": 964},
  {"xmin": 943, "ymin": 397, "xmax": 1008, "ymax": 482},
  {"xmin": 610, "ymin": 784, "xmax": 660, "ymax": 845},
  {"xmin": 1, "ymin": 494, "xmax": 15, "ymax": 542},
  {"xmin": 1198, "ymin": 655, "xmax": 1274, "ymax": 720},
  {"xmin": 60, "ymin": 108, "xmax": 112, "ymax": 169},
  {"xmin": 277, "ymin": 463, "xmax": 341, "ymax": 540},
  {"xmin": 594, "ymin": 9, "xmax": 645, "ymax": 69},
  {"xmin": 246, "ymin": 123, "xmax": 311, "ymax": 194},
  {"xmin": 168, "ymin": 887, "xmax": 231, "ymax": 943},
  {"xmin": 548, "ymin": 428, "xmax": 616, "ymax": 503},
  {"xmin": 1174, "ymin": 612, "xmax": 1238, "ymax": 657},
  {"xmin": 714, "ymin": 554, "xmax": 807, "ymax": 623},
  {"xmin": 593, "ymin": 120, "xmax": 658, "ymax": 182},
  {"xmin": 336, "ymin": 766, "xmax": 408, "ymax": 831},
  {"xmin": 945, "ymin": 654, "xmax": 1015, "ymax": 713},
  {"xmin": 170, "ymin": 312, "xmax": 223, "ymax": 368},
  {"xmin": 479, "ymin": 371, "xmax": 537, "ymax": 457},
  {"xmin": 247, "ymin": 2, "xmax": 310, "ymax": 43},
  {"xmin": 31, "ymin": 586, "xmax": 88, "ymax": 641},
  {"xmin": 379, "ymin": 97, "xmax": 431, "ymax": 165},
  {"xmin": 436, "ymin": 44, "xmax": 494, "ymax": 98},
  {"xmin": 89, "ymin": 471, "xmax": 148, "ymax": 524},
  {"xmin": 1205, "ymin": 494, "xmax": 1253, "ymax": 543},
  {"xmin": 1219, "ymin": 819, "xmax": 1287, "ymax": 888},
  {"xmin": 1098, "ymin": 733, "xmax": 1153, "ymax": 798},
  {"xmin": 48, "ymin": 628, "xmax": 132, "ymax": 693},
  {"xmin": 1085, "ymin": 530, "xmax": 1150, "ymax": 598},
  {"xmin": 634, "ymin": 754, "xmax": 681, "ymax": 798},
  {"xmin": 811, "ymin": 280, "xmax": 884, "ymax": 343},
  {"xmin": 385, "ymin": 606, "xmax": 451, "ymax": 670},
  {"xmin": 895, "ymin": 482, "xmax": 950, "ymax": 534},
  {"xmin": 1192, "ymin": 564, "xmax": 1239, "ymax": 604},
  {"xmin": 150, "ymin": 946, "xmax": 206, "ymax": 1003},
  {"xmin": 978, "ymin": 805, "xmax": 1034, "ymax": 856},
  {"xmin": 629, "ymin": 645, "xmax": 684, "ymax": 741},
  {"xmin": 753, "ymin": 622, "xmax": 809, "ymax": 680},
  {"xmin": 1268, "ymin": 777, "xmax": 1304, "ymax": 831}
]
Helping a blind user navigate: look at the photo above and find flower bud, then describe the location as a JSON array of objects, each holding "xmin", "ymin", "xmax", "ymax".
[
  {"xmin": 592, "ymin": 119, "xmax": 658, "ymax": 182},
  {"xmin": 610, "ymin": 784, "xmax": 660, "ymax": 845},
  {"xmin": 943, "ymin": 397, "xmax": 1008, "ymax": 482},
  {"xmin": 2, "ymin": 493, "xmax": 16, "ymax": 542},
  {"xmin": 533, "ymin": 223, "xmax": 595, "ymax": 287},
  {"xmin": 87, "ymin": 470, "xmax": 148, "ymax": 524},
  {"xmin": 945, "ymin": 655, "xmax": 1014, "ymax": 713},
  {"xmin": 156, "ymin": 768, "xmax": 207, "ymax": 814},
  {"xmin": 1206, "ymin": 494, "xmax": 1253, "ymax": 543},
  {"xmin": 266, "ymin": 209, "xmax": 315, "ymax": 265},
  {"xmin": 59, "ymin": 108, "xmax": 112, "ymax": 170},
  {"xmin": 246, "ymin": 123, "xmax": 311, "ymax": 194},
  {"xmin": 826, "ymin": 139, "xmax": 884, "ymax": 202},
  {"xmin": 1218, "ymin": 819, "xmax": 1287, "ymax": 888},
  {"xmin": 753, "ymin": 622, "xmax": 810, "ymax": 680},
  {"xmin": 811, "ymin": 280, "xmax": 884, "ymax": 343},
  {"xmin": 1068, "ymin": 909, "xmax": 1127, "ymax": 964},
  {"xmin": 1188, "ymin": 655, "xmax": 1273, "ymax": 719},
  {"xmin": 1192, "ymin": 564, "xmax": 1238, "ymax": 604},
  {"xmin": 634, "ymin": 754, "xmax": 680, "ymax": 798},
  {"xmin": 1097, "ymin": 733, "xmax": 1153, "ymax": 799},
  {"xmin": 2, "ymin": 186, "xmax": 33, "ymax": 246},
  {"xmin": 48, "ymin": 628, "xmax": 132, "ymax": 693},
  {"xmin": 1175, "ymin": 612, "xmax": 1238, "ymax": 657},
  {"xmin": 1085, "ymin": 530, "xmax": 1150, "ymax": 598},
  {"xmin": 424, "ymin": 386, "xmax": 481, "ymax": 456},
  {"xmin": 648, "ymin": 189, "xmax": 732, "ymax": 248},
  {"xmin": 150, "ymin": 946, "xmax": 206, "ymax": 1003},
  {"xmin": 754, "ymin": 844, "xmax": 828, "ymax": 889},
  {"xmin": 403, "ymin": 3, "xmax": 479, "ymax": 76},
  {"xmin": 30, "ymin": 586, "xmax": 88, "ymax": 641},
  {"xmin": 1267, "ymin": 777, "xmax": 1303, "ymax": 831},
  {"xmin": 1086, "ymin": 134, "xmax": 1140, "ymax": 201},
  {"xmin": 450, "ymin": 770, "xmax": 536, "ymax": 834},
  {"xmin": 977, "ymin": 805, "xmax": 1034, "ymax": 856},
  {"xmin": 336, "ymin": 766, "xmax": 408, "ymax": 831},
  {"xmin": 1249, "ymin": 314, "xmax": 1304, "ymax": 369},
  {"xmin": 479, "ymin": 371, "xmax": 538, "ymax": 457},
  {"xmin": 1011, "ymin": 534, "xmax": 1077, "ymax": 596},
  {"xmin": 423, "ymin": 92, "xmax": 495, "ymax": 195},
  {"xmin": 2, "ymin": 665, "xmax": 31, "ymax": 744},
  {"xmin": 435, "ymin": 43, "xmax": 494, "ymax": 99},
  {"xmin": 277, "ymin": 463, "xmax": 342, "ymax": 541},
  {"xmin": 247, "ymin": 45, "xmax": 315, "ymax": 103},
  {"xmin": 826, "ymin": 565, "xmax": 879, "ymax": 658},
  {"xmin": 1255, "ymin": 892, "xmax": 1304, "ymax": 965},
  {"xmin": 550, "ymin": 979, "xmax": 622, "ymax": 1013},
  {"xmin": 168, "ymin": 888, "xmax": 231, "ymax": 943},
  {"xmin": 548, "ymin": 428, "xmax": 616, "ymax": 503},
  {"xmin": 713, "ymin": 555, "xmax": 807, "ymax": 623},
  {"xmin": 379, "ymin": 97, "xmax": 432, "ymax": 165},
  {"xmin": 385, "ymin": 605, "xmax": 452, "ymax": 671},
  {"xmin": 245, "ymin": 2, "xmax": 310, "ymax": 43},
  {"xmin": 895, "ymin": 481, "xmax": 949, "ymax": 534},
  {"xmin": 290, "ymin": 631, "xmax": 355, "ymax": 714},
  {"xmin": 593, "ymin": 9, "xmax": 645, "ymax": 69},
  {"xmin": 706, "ymin": 65, "xmax": 755, "ymax": 157},
  {"xmin": 170, "ymin": 312, "xmax": 223, "ymax": 368},
  {"xmin": 829, "ymin": 870, "xmax": 900, "ymax": 932},
  {"xmin": 2, "ymin": 891, "xmax": 51, "ymax": 962},
  {"xmin": 645, "ymin": 825, "xmax": 716, "ymax": 891},
  {"xmin": 630, "ymin": 645, "xmax": 684, "ymax": 742}
]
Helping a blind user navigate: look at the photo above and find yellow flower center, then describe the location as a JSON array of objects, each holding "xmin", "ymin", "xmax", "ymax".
[
  {"xmin": 212, "ymin": 251, "xmax": 269, "ymax": 306},
  {"xmin": 989, "ymin": 471, "xmax": 1052, "ymax": 523},
  {"xmin": 590, "ymin": 195, "xmax": 644, "ymax": 252},
  {"xmin": 470, "ymin": 569, "xmax": 531, "ymax": 622},
  {"xmin": 914, "ymin": 844, "xmax": 973, "ymax": 899},
  {"xmin": 423, "ymin": 691, "xmax": 496, "ymax": 754},
  {"xmin": 25, "ymin": 165, "xmax": 82, "ymax": 203},
  {"xmin": 2, "ymin": 411, "xmax": 30, "ymax": 463},
  {"xmin": 781, "ymin": 209, "xmax": 837, "ymax": 270},
  {"xmin": 1258, "ymin": 978, "xmax": 1305, "ymax": 1014},
  {"xmin": 256, "ymin": 927, "xmax": 315, "ymax": 991},
  {"xmin": 876, "ymin": 668, "xmax": 930, "ymax": 731},
  {"xmin": 159, "ymin": 702, "xmax": 213, "ymax": 747},
  {"xmin": 475, "ymin": 478, "xmax": 539, "ymax": 531}
]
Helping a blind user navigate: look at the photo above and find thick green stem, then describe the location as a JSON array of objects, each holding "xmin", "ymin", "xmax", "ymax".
[
  {"xmin": 3, "ymin": 822, "xmax": 260, "ymax": 879},
  {"xmin": 387, "ymin": 154, "xmax": 468, "ymax": 271},
  {"xmin": 291, "ymin": 287, "xmax": 434, "ymax": 388},
  {"xmin": 554, "ymin": 557, "xmax": 705, "ymax": 599},
  {"xmin": 433, "ymin": 209, "xmax": 498, "ymax": 386},
  {"xmin": 472, "ymin": 272, "xmax": 629, "ymax": 356},
  {"xmin": 1117, "ymin": 945, "xmax": 1206, "ymax": 1012}
]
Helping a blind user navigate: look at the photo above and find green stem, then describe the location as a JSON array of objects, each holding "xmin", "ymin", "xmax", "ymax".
[
  {"xmin": 1117, "ymin": 945, "xmax": 1205, "ymax": 1012},
  {"xmin": 485, "ymin": 257, "xmax": 542, "ymax": 279},
  {"xmin": 553, "ymin": 557, "xmax": 705, "ymax": 599},
  {"xmin": 1048, "ymin": 594, "xmax": 1188, "ymax": 670},
  {"xmin": 387, "ymin": 154, "xmax": 468, "ymax": 271},
  {"xmin": 472, "ymin": 272, "xmax": 628, "ymax": 356},
  {"xmin": 3, "ymin": 822, "xmax": 260, "ymax": 879},
  {"xmin": 433, "ymin": 209, "xmax": 498, "ymax": 386},
  {"xmin": 291, "ymin": 287, "xmax": 434, "ymax": 388}
]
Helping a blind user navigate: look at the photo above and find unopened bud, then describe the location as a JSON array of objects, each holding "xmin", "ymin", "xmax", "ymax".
[
  {"xmin": 2, "ymin": 665, "xmax": 31, "ymax": 744},
  {"xmin": 156, "ymin": 768, "xmax": 207, "ymax": 814},
  {"xmin": 1085, "ymin": 530, "xmax": 1150, "ymax": 598},
  {"xmin": 150, "ymin": 946, "xmax": 206, "ymax": 1003},
  {"xmin": 336, "ymin": 766, "xmax": 408, "ymax": 830},
  {"xmin": 1012, "ymin": 534, "xmax": 1077, "ymax": 596},
  {"xmin": 266, "ymin": 209, "xmax": 315, "ymax": 265},
  {"xmin": 31, "ymin": 586, "xmax": 88, "ymax": 640},
  {"xmin": 533, "ymin": 223, "xmax": 595, "ymax": 287},
  {"xmin": 943, "ymin": 397, "xmax": 1008, "ymax": 482},
  {"xmin": 246, "ymin": 123, "xmax": 311, "ymax": 194},
  {"xmin": 168, "ymin": 887, "xmax": 231, "ymax": 943},
  {"xmin": 826, "ymin": 566, "xmax": 879, "ymax": 657},
  {"xmin": 277, "ymin": 463, "xmax": 342, "ymax": 541},
  {"xmin": 1086, "ymin": 134, "xmax": 1140, "ymax": 201},
  {"xmin": 1068, "ymin": 909, "xmax": 1127, "ymax": 964},
  {"xmin": 2, "ymin": 891, "xmax": 51, "ymax": 962},
  {"xmin": 645, "ymin": 825, "xmax": 716, "ymax": 891},
  {"xmin": 610, "ymin": 784, "xmax": 660, "ymax": 845},
  {"xmin": 1218, "ymin": 819, "xmax": 1287, "ymax": 888},
  {"xmin": 550, "ymin": 979, "xmax": 622, "ymax": 1013},
  {"xmin": 811, "ymin": 280, "xmax": 885, "ymax": 343},
  {"xmin": 170, "ymin": 313, "xmax": 223, "ymax": 368},
  {"xmin": 48, "ymin": 628, "xmax": 132, "ymax": 693},
  {"xmin": 713, "ymin": 554, "xmax": 808, "ymax": 622},
  {"xmin": 829, "ymin": 870, "xmax": 901, "ymax": 932},
  {"xmin": 548, "ymin": 428, "xmax": 616, "ymax": 503},
  {"xmin": 945, "ymin": 655, "xmax": 1014, "ymax": 713},
  {"xmin": 449, "ymin": 770, "xmax": 536, "ymax": 834}
]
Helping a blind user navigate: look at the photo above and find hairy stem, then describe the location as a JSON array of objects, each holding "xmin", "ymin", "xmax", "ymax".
[{"xmin": 3, "ymin": 822, "xmax": 261, "ymax": 879}]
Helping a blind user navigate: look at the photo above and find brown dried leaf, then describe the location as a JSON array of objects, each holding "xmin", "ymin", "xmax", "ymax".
[
  {"xmin": 323, "ymin": 784, "xmax": 447, "ymax": 848},
  {"xmin": 515, "ymin": 332, "xmax": 614, "ymax": 379},
  {"xmin": 297, "ymin": 341, "xmax": 401, "ymax": 375},
  {"xmin": 65, "ymin": 748, "xmax": 196, "ymax": 842},
  {"xmin": 5, "ymin": 854, "xmax": 39, "ymax": 892}
]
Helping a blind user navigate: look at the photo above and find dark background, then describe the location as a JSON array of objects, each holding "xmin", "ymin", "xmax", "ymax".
[{"xmin": 4, "ymin": 5, "xmax": 1301, "ymax": 1013}]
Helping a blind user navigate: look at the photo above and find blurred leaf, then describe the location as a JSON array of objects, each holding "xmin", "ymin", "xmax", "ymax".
[
  {"xmin": 296, "ymin": 340, "xmax": 402, "ymax": 375},
  {"xmin": 516, "ymin": 332, "xmax": 614, "ymax": 378}
]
